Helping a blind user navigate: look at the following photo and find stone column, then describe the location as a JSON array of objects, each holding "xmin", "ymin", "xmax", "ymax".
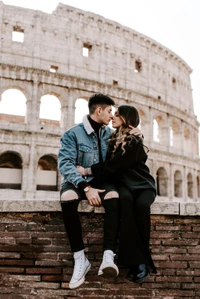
[
  {"xmin": 169, "ymin": 163, "xmax": 173, "ymax": 200},
  {"xmin": 60, "ymin": 104, "xmax": 68, "ymax": 129},
  {"xmin": 183, "ymin": 166, "xmax": 187, "ymax": 201},
  {"xmin": 24, "ymin": 143, "xmax": 37, "ymax": 199},
  {"xmin": 67, "ymin": 89, "xmax": 76, "ymax": 129},
  {"xmin": 26, "ymin": 77, "xmax": 40, "ymax": 132},
  {"xmin": 147, "ymin": 107, "xmax": 153, "ymax": 147}
]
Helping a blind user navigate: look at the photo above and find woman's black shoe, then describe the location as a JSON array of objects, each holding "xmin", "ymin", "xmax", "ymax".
[
  {"xmin": 126, "ymin": 265, "xmax": 137, "ymax": 282},
  {"xmin": 126, "ymin": 264, "xmax": 150, "ymax": 283}
]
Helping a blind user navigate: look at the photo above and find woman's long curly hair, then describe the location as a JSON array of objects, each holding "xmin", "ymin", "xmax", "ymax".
[{"xmin": 109, "ymin": 105, "xmax": 147, "ymax": 156}]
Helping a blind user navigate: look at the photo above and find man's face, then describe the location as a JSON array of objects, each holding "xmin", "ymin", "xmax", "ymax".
[{"xmin": 97, "ymin": 105, "xmax": 113, "ymax": 125}]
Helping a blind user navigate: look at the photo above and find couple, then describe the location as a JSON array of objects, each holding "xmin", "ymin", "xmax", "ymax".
[{"xmin": 58, "ymin": 93, "xmax": 156, "ymax": 289}]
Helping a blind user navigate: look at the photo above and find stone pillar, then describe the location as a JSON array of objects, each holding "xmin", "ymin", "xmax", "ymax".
[
  {"xmin": 183, "ymin": 166, "xmax": 187, "ymax": 201},
  {"xmin": 169, "ymin": 163, "xmax": 173, "ymax": 200},
  {"xmin": 193, "ymin": 169, "xmax": 197, "ymax": 201},
  {"xmin": 26, "ymin": 78, "xmax": 40, "ymax": 132},
  {"xmin": 24, "ymin": 143, "xmax": 37, "ymax": 199},
  {"xmin": 60, "ymin": 104, "xmax": 68, "ymax": 129},
  {"xmin": 67, "ymin": 89, "xmax": 76, "ymax": 129},
  {"xmin": 162, "ymin": 119, "xmax": 170, "ymax": 150},
  {"xmin": 148, "ymin": 107, "xmax": 153, "ymax": 147},
  {"xmin": 180, "ymin": 120, "xmax": 184, "ymax": 156}
]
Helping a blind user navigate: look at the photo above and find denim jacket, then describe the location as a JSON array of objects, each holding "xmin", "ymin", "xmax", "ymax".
[{"xmin": 58, "ymin": 115, "xmax": 112, "ymax": 187}]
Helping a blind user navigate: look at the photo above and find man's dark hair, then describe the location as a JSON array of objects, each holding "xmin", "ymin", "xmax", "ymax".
[{"xmin": 88, "ymin": 93, "xmax": 115, "ymax": 114}]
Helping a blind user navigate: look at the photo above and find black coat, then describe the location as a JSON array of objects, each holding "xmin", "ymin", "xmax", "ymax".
[{"xmin": 91, "ymin": 135, "xmax": 156, "ymax": 194}]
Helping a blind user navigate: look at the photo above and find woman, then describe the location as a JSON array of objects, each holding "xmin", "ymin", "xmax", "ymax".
[{"xmin": 77, "ymin": 104, "xmax": 157, "ymax": 283}]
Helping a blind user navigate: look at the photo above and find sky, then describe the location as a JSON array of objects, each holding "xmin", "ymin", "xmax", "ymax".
[{"xmin": 2, "ymin": 0, "xmax": 200, "ymax": 124}]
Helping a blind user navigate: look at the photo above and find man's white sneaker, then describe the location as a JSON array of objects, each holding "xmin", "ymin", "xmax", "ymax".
[
  {"xmin": 98, "ymin": 250, "xmax": 119, "ymax": 278},
  {"xmin": 69, "ymin": 250, "xmax": 91, "ymax": 289}
]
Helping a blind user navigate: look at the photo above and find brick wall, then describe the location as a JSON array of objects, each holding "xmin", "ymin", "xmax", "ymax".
[{"xmin": 0, "ymin": 212, "xmax": 199, "ymax": 299}]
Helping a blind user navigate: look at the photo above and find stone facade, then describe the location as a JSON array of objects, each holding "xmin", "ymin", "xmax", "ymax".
[
  {"xmin": 0, "ymin": 2, "xmax": 200, "ymax": 298},
  {"xmin": 0, "ymin": 2, "xmax": 199, "ymax": 214}
]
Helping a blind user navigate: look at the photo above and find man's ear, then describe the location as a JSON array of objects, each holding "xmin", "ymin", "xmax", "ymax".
[{"xmin": 96, "ymin": 106, "xmax": 102, "ymax": 115}]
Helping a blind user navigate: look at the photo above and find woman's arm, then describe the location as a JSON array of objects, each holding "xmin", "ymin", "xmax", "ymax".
[{"xmin": 76, "ymin": 137, "xmax": 147, "ymax": 179}]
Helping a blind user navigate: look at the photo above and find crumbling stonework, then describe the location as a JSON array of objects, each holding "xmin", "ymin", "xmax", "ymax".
[
  {"xmin": 0, "ymin": 2, "xmax": 199, "ymax": 213},
  {"xmin": 0, "ymin": 2, "xmax": 200, "ymax": 298}
]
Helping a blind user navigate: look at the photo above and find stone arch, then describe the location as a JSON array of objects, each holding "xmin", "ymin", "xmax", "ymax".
[
  {"xmin": 39, "ymin": 94, "xmax": 61, "ymax": 126},
  {"xmin": 156, "ymin": 167, "xmax": 168, "ymax": 196},
  {"xmin": 187, "ymin": 172, "xmax": 193, "ymax": 198},
  {"xmin": 174, "ymin": 170, "xmax": 183, "ymax": 197},
  {"xmin": 36, "ymin": 154, "xmax": 58, "ymax": 191},
  {"xmin": 0, "ymin": 88, "xmax": 27, "ymax": 123},
  {"xmin": 0, "ymin": 151, "xmax": 22, "ymax": 189},
  {"xmin": 75, "ymin": 97, "xmax": 89, "ymax": 124}
]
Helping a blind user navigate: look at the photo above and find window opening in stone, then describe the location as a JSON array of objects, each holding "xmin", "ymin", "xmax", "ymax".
[
  {"xmin": 0, "ymin": 89, "xmax": 27, "ymax": 123},
  {"xmin": 12, "ymin": 27, "xmax": 24, "ymax": 43},
  {"xmin": 153, "ymin": 119, "xmax": 159, "ymax": 142},
  {"xmin": 36, "ymin": 155, "xmax": 58, "ymax": 191},
  {"xmin": 197, "ymin": 176, "xmax": 200, "ymax": 198},
  {"xmin": 187, "ymin": 173, "xmax": 193, "ymax": 198},
  {"xmin": 134, "ymin": 60, "xmax": 142, "ymax": 73},
  {"xmin": 50, "ymin": 65, "xmax": 58, "ymax": 73},
  {"xmin": 113, "ymin": 80, "xmax": 118, "ymax": 86},
  {"xmin": 82, "ymin": 43, "xmax": 92, "ymax": 57},
  {"xmin": 156, "ymin": 167, "xmax": 168, "ymax": 196},
  {"xmin": 75, "ymin": 98, "xmax": 89, "ymax": 124},
  {"xmin": 170, "ymin": 126, "xmax": 173, "ymax": 146},
  {"xmin": 39, "ymin": 95, "xmax": 61, "ymax": 125},
  {"xmin": 174, "ymin": 170, "xmax": 182, "ymax": 197},
  {"xmin": 0, "ymin": 152, "xmax": 22, "ymax": 189}
]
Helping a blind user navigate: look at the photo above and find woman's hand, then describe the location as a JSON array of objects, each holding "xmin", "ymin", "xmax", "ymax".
[{"xmin": 129, "ymin": 125, "xmax": 143, "ymax": 138}]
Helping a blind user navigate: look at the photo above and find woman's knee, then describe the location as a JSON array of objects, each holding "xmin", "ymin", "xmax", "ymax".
[{"xmin": 104, "ymin": 190, "xmax": 119, "ymax": 200}]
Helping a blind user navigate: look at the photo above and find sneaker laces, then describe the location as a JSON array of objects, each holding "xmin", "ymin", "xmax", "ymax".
[
  {"xmin": 72, "ymin": 254, "xmax": 85, "ymax": 279},
  {"xmin": 103, "ymin": 250, "xmax": 115, "ymax": 264}
]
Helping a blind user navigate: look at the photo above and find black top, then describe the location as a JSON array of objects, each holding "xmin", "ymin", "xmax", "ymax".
[{"xmin": 91, "ymin": 135, "xmax": 156, "ymax": 193}]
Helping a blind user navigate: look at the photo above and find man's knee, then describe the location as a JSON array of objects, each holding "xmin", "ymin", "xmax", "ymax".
[
  {"xmin": 104, "ymin": 191, "xmax": 119, "ymax": 200},
  {"xmin": 60, "ymin": 190, "xmax": 79, "ymax": 201}
]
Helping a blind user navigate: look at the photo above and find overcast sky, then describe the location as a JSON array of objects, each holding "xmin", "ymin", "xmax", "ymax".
[{"xmin": 2, "ymin": 0, "xmax": 200, "ymax": 123}]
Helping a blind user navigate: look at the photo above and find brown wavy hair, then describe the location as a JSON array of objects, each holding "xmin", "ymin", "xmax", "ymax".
[{"xmin": 109, "ymin": 105, "xmax": 148, "ymax": 156}]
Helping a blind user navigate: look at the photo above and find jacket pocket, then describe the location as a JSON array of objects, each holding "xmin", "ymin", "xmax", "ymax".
[{"xmin": 78, "ymin": 144, "xmax": 93, "ymax": 166}]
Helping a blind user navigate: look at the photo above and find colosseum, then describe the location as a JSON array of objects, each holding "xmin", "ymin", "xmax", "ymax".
[{"xmin": 0, "ymin": 2, "xmax": 200, "ymax": 298}]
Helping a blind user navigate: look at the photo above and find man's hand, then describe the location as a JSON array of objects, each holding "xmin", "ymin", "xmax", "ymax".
[
  {"xmin": 129, "ymin": 125, "xmax": 143, "ymax": 138},
  {"xmin": 77, "ymin": 166, "xmax": 92, "ymax": 177},
  {"xmin": 85, "ymin": 187, "xmax": 105, "ymax": 207},
  {"xmin": 76, "ymin": 165, "xmax": 86, "ymax": 176}
]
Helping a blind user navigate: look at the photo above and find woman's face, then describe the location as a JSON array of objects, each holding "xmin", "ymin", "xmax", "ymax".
[{"xmin": 112, "ymin": 109, "xmax": 124, "ymax": 129}]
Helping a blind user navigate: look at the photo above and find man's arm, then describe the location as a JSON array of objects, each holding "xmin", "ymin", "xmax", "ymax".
[{"xmin": 58, "ymin": 131, "xmax": 86, "ymax": 187}]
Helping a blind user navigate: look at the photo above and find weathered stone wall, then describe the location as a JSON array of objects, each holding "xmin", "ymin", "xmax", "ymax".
[
  {"xmin": 0, "ymin": 2, "xmax": 199, "ymax": 208},
  {"xmin": 0, "ymin": 212, "xmax": 200, "ymax": 299},
  {"xmin": 0, "ymin": 2, "xmax": 200, "ymax": 298}
]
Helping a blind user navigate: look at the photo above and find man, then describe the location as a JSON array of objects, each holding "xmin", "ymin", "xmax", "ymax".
[{"xmin": 58, "ymin": 94, "xmax": 120, "ymax": 289}]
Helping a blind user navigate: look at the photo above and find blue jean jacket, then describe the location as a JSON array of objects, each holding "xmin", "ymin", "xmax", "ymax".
[{"xmin": 58, "ymin": 115, "xmax": 112, "ymax": 187}]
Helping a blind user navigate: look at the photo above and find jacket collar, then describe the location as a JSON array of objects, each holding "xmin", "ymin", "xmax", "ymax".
[{"xmin": 82, "ymin": 115, "xmax": 106, "ymax": 135}]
